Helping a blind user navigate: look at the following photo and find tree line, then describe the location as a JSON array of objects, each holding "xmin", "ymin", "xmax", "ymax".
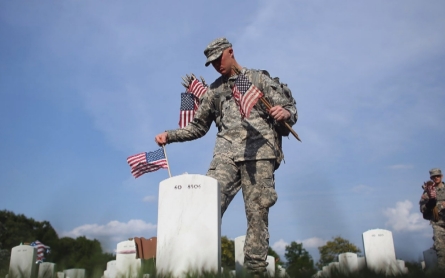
[{"xmin": 0, "ymin": 210, "xmax": 114, "ymax": 277}]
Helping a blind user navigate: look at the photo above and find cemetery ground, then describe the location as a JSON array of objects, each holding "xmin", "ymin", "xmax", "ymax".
[{"xmin": 3, "ymin": 263, "xmax": 445, "ymax": 278}]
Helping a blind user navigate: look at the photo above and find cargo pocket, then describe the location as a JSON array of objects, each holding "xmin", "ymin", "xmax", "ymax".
[{"xmin": 258, "ymin": 178, "xmax": 278, "ymax": 208}]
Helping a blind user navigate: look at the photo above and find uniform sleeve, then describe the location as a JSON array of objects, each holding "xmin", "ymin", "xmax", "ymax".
[
  {"xmin": 419, "ymin": 189, "xmax": 430, "ymax": 213},
  {"xmin": 256, "ymin": 72, "xmax": 297, "ymax": 127},
  {"xmin": 166, "ymin": 90, "xmax": 216, "ymax": 143}
]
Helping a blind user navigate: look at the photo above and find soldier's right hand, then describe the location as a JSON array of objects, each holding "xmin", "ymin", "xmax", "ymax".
[
  {"xmin": 155, "ymin": 132, "xmax": 168, "ymax": 146},
  {"xmin": 424, "ymin": 180, "xmax": 437, "ymax": 199}
]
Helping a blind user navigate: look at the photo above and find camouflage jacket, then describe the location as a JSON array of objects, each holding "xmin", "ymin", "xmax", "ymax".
[
  {"xmin": 419, "ymin": 182, "xmax": 445, "ymax": 223},
  {"xmin": 167, "ymin": 68, "xmax": 297, "ymax": 162}
]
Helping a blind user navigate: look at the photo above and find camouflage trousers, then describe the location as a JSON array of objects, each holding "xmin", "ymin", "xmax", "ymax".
[
  {"xmin": 432, "ymin": 222, "xmax": 445, "ymax": 270},
  {"xmin": 207, "ymin": 154, "xmax": 277, "ymax": 273}
]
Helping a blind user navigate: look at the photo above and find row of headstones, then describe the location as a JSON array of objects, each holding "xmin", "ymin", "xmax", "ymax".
[
  {"xmin": 102, "ymin": 236, "xmax": 286, "ymax": 278},
  {"xmin": 8, "ymin": 175, "xmax": 440, "ymax": 278},
  {"xmin": 313, "ymin": 253, "xmax": 408, "ymax": 277},
  {"xmin": 5, "ymin": 175, "xmax": 219, "ymax": 278},
  {"xmin": 143, "ymin": 175, "xmax": 445, "ymax": 277},
  {"xmin": 7, "ymin": 245, "xmax": 86, "ymax": 278},
  {"xmin": 314, "ymin": 228, "xmax": 439, "ymax": 277}
]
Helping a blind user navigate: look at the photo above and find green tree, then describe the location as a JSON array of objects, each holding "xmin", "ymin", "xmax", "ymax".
[
  {"xmin": 221, "ymin": 236, "xmax": 235, "ymax": 269},
  {"xmin": 0, "ymin": 210, "xmax": 114, "ymax": 276},
  {"xmin": 0, "ymin": 221, "xmax": 9, "ymax": 278},
  {"xmin": 55, "ymin": 236, "xmax": 114, "ymax": 274},
  {"xmin": 0, "ymin": 210, "xmax": 59, "ymax": 251},
  {"xmin": 284, "ymin": 241, "xmax": 315, "ymax": 277},
  {"xmin": 316, "ymin": 236, "xmax": 361, "ymax": 269}
]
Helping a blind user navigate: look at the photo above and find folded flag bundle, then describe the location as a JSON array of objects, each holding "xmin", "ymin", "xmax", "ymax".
[{"xmin": 179, "ymin": 75, "xmax": 208, "ymax": 128}]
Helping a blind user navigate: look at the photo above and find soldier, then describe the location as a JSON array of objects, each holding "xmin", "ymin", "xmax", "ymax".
[
  {"xmin": 155, "ymin": 37, "xmax": 297, "ymax": 275},
  {"xmin": 419, "ymin": 168, "xmax": 445, "ymax": 270}
]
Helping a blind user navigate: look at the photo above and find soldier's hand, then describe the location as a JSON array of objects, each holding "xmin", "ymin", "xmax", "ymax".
[
  {"xmin": 155, "ymin": 132, "xmax": 168, "ymax": 146},
  {"xmin": 269, "ymin": 106, "xmax": 290, "ymax": 121},
  {"xmin": 425, "ymin": 180, "xmax": 437, "ymax": 199}
]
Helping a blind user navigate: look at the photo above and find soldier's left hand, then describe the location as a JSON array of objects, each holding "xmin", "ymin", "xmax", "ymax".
[{"xmin": 269, "ymin": 106, "xmax": 290, "ymax": 121}]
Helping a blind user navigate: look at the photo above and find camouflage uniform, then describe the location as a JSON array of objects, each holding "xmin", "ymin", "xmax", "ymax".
[
  {"xmin": 167, "ymin": 66, "xmax": 297, "ymax": 273},
  {"xmin": 419, "ymin": 172, "xmax": 445, "ymax": 270}
]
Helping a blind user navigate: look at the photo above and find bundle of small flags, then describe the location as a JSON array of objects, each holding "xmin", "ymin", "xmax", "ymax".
[
  {"xmin": 179, "ymin": 77, "xmax": 208, "ymax": 128},
  {"xmin": 30, "ymin": 240, "xmax": 50, "ymax": 264},
  {"xmin": 232, "ymin": 73, "xmax": 263, "ymax": 119},
  {"xmin": 127, "ymin": 148, "xmax": 168, "ymax": 178}
]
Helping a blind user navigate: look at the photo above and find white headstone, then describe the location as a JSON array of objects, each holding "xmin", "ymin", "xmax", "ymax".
[
  {"xmin": 63, "ymin": 269, "xmax": 85, "ymax": 278},
  {"xmin": 328, "ymin": 262, "xmax": 339, "ymax": 275},
  {"xmin": 396, "ymin": 259, "xmax": 408, "ymax": 274},
  {"xmin": 357, "ymin": 256, "xmax": 366, "ymax": 271},
  {"xmin": 8, "ymin": 245, "xmax": 37, "ymax": 278},
  {"xmin": 116, "ymin": 240, "xmax": 140, "ymax": 278},
  {"xmin": 276, "ymin": 265, "xmax": 286, "ymax": 277},
  {"xmin": 234, "ymin": 235, "xmax": 246, "ymax": 276},
  {"xmin": 322, "ymin": 265, "xmax": 329, "ymax": 276},
  {"xmin": 38, "ymin": 262, "xmax": 56, "ymax": 278},
  {"xmin": 423, "ymin": 248, "xmax": 438, "ymax": 270},
  {"xmin": 104, "ymin": 260, "xmax": 117, "ymax": 278},
  {"xmin": 362, "ymin": 229, "xmax": 397, "ymax": 273},
  {"xmin": 156, "ymin": 174, "xmax": 221, "ymax": 278},
  {"xmin": 266, "ymin": 256, "xmax": 275, "ymax": 277},
  {"xmin": 56, "ymin": 272, "xmax": 65, "ymax": 278},
  {"xmin": 338, "ymin": 252, "xmax": 358, "ymax": 274},
  {"xmin": 421, "ymin": 260, "xmax": 425, "ymax": 270}
]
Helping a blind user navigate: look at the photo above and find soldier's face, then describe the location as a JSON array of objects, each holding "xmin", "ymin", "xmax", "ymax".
[
  {"xmin": 211, "ymin": 48, "xmax": 233, "ymax": 76},
  {"xmin": 431, "ymin": 175, "xmax": 443, "ymax": 185}
]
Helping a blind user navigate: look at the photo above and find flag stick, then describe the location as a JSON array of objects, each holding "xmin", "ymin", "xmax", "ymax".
[{"xmin": 162, "ymin": 145, "xmax": 172, "ymax": 178}]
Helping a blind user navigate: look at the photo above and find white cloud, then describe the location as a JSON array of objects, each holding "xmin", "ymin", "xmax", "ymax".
[
  {"xmin": 383, "ymin": 200, "xmax": 429, "ymax": 232},
  {"xmin": 143, "ymin": 195, "xmax": 156, "ymax": 202},
  {"xmin": 388, "ymin": 164, "xmax": 414, "ymax": 170},
  {"xmin": 352, "ymin": 185, "xmax": 374, "ymax": 194},
  {"xmin": 272, "ymin": 237, "xmax": 326, "ymax": 254},
  {"xmin": 300, "ymin": 237, "xmax": 327, "ymax": 248},
  {"xmin": 61, "ymin": 219, "xmax": 157, "ymax": 252},
  {"xmin": 272, "ymin": 239, "xmax": 289, "ymax": 254}
]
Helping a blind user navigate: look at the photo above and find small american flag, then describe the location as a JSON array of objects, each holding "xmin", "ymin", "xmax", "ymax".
[
  {"xmin": 30, "ymin": 240, "xmax": 50, "ymax": 263},
  {"xmin": 179, "ymin": 92, "xmax": 196, "ymax": 128},
  {"xmin": 232, "ymin": 74, "xmax": 264, "ymax": 118},
  {"xmin": 188, "ymin": 78, "xmax": 208, "ymax": 99},
  {"xmin": 127, "ymin": 148, "xmax": 168, "ymax": 178}
]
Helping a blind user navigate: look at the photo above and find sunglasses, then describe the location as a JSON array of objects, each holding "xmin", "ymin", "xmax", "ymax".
[{"xmin": 431, "ymin": 175, "xmax": 442, "ymax": 179}]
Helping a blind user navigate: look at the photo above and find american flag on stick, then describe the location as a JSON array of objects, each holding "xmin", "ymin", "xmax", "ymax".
[
  {"xmin": 30, "ymin": 240, "xmax": 50, "ymax": 263},
  {"xmin": 232, "ymin": 74, "xmax": 264, "ymax": 119},
  {"xmin": 188, "ymin": 78, "xmax": 208, "ymax": 100},
  {"xmin": 178, "ymin": 92, "xmax": 196, "ymax": 128},
  {"xmin": 127, "ymin": 148, "xmax": 168, "ymax": 178}
]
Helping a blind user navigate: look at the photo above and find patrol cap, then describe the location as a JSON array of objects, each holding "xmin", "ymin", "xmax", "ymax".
[
  {"xmin": 204, "ymin": 37, "xmax": 232, "ymax": 67},
  {"xmin": 429, "ymin": 168, "xmax": 442, "ymax": 178}
]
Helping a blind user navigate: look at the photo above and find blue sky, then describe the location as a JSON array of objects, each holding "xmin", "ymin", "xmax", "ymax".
[{"xmin": 1, "ymin": 0, "xmax": 445, "ymax": 265}]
